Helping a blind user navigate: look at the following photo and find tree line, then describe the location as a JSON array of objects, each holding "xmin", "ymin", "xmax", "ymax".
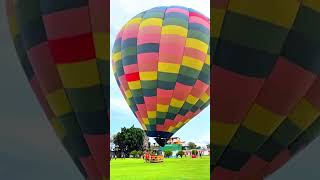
[{"xmin": 111, "ymin": 126, "xmax": 209, "ymax": 158}]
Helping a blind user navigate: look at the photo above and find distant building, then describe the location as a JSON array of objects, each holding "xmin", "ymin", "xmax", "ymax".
[
  {"xmin": 183, "ymin": 144, "xmax": 210, "ymax": 156},
  {"xmin": 160, "ymin": 144, "xmax": 182, "ymax": 157},
  {"xmin": 167, "ymin": 137, "xmax": 185, "ymax": 145}
]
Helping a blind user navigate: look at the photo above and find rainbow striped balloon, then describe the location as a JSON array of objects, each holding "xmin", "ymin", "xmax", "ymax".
[
  {"xmin": 112, "ymin": 6, "xmax": 210, "ymax": 145},
  {"xmin": 212, "ymin": 1, "xmax": 320, "ymax": 179},
  {"xmin": 6, "ymin": 0, "xmax": 109, "ymax": 179}
]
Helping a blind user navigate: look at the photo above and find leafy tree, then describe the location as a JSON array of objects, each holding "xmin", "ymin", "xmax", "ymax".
[
  {"xmin": 188, "ymin": 142, "xmax": 197, "ymax": 149},
  {"xmin": 137, "ymin": 150, "xmax": 143, "ymax": 158},
  {"xmin": 113, "ymin": 126, "xmax": 145, "ymax": 157},
  {"xmin": 176, "ymin": 150, "xmax": 184, "ymax": 158},
  {"xmin": 164, "ymin": 150, "xmax": 173, "ymax": 157},
  {"xmin": 130, "ymin": 150, "xmax": 138, "ymax": 158},
  {"xmin": 192, "ymin": 150, "xmax": 198, "ymax": 155}
]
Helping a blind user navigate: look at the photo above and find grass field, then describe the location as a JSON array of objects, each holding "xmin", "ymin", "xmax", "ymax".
[{"xmin": 110, "ymin": 156, "xmax": 210, "ymax": 180}]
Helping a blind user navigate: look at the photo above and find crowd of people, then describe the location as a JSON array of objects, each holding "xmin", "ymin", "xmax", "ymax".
[{"xmin": 111, "ymin": 150, "xmax": 204, "ymax": 161}]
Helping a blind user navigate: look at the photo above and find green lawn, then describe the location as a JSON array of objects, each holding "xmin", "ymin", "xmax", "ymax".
[{"xmin": 110, "ymin": 156, "xmax": 210, "ymax": 180}]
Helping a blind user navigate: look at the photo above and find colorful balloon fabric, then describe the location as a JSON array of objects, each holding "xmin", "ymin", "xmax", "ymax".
[
  {"xmin": 6, "ymin": 0, "xmax": 109, "ymax": 179},
  {"xmin": 211, "ymin": 1, "xmax": 320, "ymax": 179},
  {"xmin": 112, "ymin": 6, "xmax": 210, "ymax": 144}
]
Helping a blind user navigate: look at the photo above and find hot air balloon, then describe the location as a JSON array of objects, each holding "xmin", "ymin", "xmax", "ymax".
[
  {"xmin": 6, "ymin": 0, "xmax": 109, "ymax": 179},
  {"xmin": 211, "ymin": 1, "xmax": 320, "ymax": 179},
  {"xmin": 112, "ymin": 6, "xmax": 210, "ymax": 147}
]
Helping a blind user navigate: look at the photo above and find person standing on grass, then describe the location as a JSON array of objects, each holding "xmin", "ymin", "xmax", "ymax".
[{"xmin": 145, "ymin": 152, "xmax": 150, "ymax": 163}]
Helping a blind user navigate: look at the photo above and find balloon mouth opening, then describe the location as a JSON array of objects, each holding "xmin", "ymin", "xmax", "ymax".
[
  {"xmin": 154, "ymin": 137, "xmax": 168, "ymax": 147},
  {"xmin": 145, "ymin": 131, "xmax": 173, "ymax": 147}
]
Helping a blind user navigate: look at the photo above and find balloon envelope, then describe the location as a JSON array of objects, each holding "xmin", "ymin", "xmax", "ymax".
[
  {"xmin": 212, "ymin": 1, "xmax": 320, "ymax": 179},
  {"xmin": 6, "ymin": 0, "xmax": 109, "ymax": 179},
  {"xmin": 112, "ymin": 6, "xmax": 210, "ymax": 146}
]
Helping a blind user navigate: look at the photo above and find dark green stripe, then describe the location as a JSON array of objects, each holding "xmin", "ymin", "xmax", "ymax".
[
  {"xmin": 188, "ymin": 30, "xmax": 210, "ymax": 44},
  {"xmin": 163, "ymin": 17, "xmax": 188, "ymax": 28},
  {"xmin": 158, "ymin": 72, "xmax": 178, "ymax": 82},
  {"xmin": 229, "ymin": 126, "xmax": 268, "ymax": 154},
  {"xmin": 76, "ymin": 110, "xmax": 108, "ymax": 134},
  {"xmin": 220, "ymin": 11, "xmax": 289, "ymax": 54},
  {"xmin": 21, "ymin": 17, "xmax": 47, "ymax": 50},
  {"xmin": 66, "ymin": 85, "xmax": 106, "ymax": 112},
  {"xmin": 214, "ymin": 39, "xmax": 277, "ymax": 78},
  {"xmin": 282, "ymin": 30, "xmax": 320, "ymax": 74},
  {"xmin": 40, "ymin": 0, "xmax": 88, "ymax": 15}
]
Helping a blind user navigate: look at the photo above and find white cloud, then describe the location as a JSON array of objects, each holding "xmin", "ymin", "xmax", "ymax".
[
  {"xmin": 110, "ymin": 0, "xmax": 210, "ymax": 45},
  {"xmin": 111, "ymin": 0, "xmax": 210, "ymax": 19},
  {"xmin": 185, "ymin": 132, "xmax": 210, "ymax": 147},
  {"xmin": 110, "ymin": 96, "xmax": 132, "ymax": 113}
]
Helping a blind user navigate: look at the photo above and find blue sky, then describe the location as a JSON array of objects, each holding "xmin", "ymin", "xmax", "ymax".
[{"xmin": 110, "ymin": 0, "xmax": 210, "ymax": 146}]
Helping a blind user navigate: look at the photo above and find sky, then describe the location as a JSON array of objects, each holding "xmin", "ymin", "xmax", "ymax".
[
  {"xmin": 110, "ymin": 0, "xmax": 211, "ymax": 147},
  {"xmin": 0, "ymin": 0, "xmax": 320, "ymax": 179}
]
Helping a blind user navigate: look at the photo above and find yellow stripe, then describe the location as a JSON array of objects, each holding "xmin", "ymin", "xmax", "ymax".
[
  {"xmin": 126, "ymin": 17, "xmax": 142, "ymax": 27},
  {"xmin": 93, "ymin": 33, "xmax": 109, "ymax": 60},
  {"xmin": 46, "ymin": 89, "xmax": 72, "ymax": 117},
  {"xmin": 142, "ymin": 118, "xmax": 149, "ymax": 125},
  {"xmin": 228, "ymin": 0, "xmax": 300, "ymax": 28},
  {"xmin": 182, "ymin": 56, "xmax": 204, "ymax": 71},
  {"xmin": 8, "ymin": 17, "xmax": 19, "ymax": 38},
  {"xmin": 212, "ymin": 8, "xmax": 226, "ymax": 38},
  {"xmin": 158, "ymin": 62, "xmax": 180, "ymax": 73},
  {"xmin": 289, "ymin": 98, "xmax": 320, "ymax": 130},
  {"xmin": 303, "ymin": 0, "xmax": 320, "ymax": 12},
  {"xmin": 212, "ymin": 121, "xmax": 240, "ymax": 146},
  {"xmin": 124, "ymin": 90, "xmax": 132, "ymax": 98},
  {"xmin": 50, "ymin": 118, "xmax": 66, "ymax": 139},
  {"xmin": 125, "ymin": 98, "xmax": 131, "ymax": 106},
  {"xmin": 242, "ymin": 104, "xmax": 284, "ymax": 136},
  {"xmin": 200, "ymin": 93, "xmax": 209, "ymax": 102},
  {"xmin": 140, "ymin": 18, "xmax": 163, "ymax": 28},
  {"xmin": 186, "ymin": 95, "xmax": 198, "ymax": 105},
  {"xmin": 167, "ymin": 126, "xmax": 175, "ymax": 132},
  {"xmin": 161, "ymin": 25, "xmax": 188, "ymax": 37},
  {"xmin": 57, "ymin": 59, "xmax": 100, "ymax": 88},
  {"xmin": 141, "ymin": 124, "xmax": 147, "ymax": 130},
  {"xmin": 157, "ymin": 104, "xmax": 169, "ymax": 112},
  {"xmin": 139, "ymin": 71, "xmax": 157, "ymax": 80},
  {"xmin": 112, "ymin": 52, "xmax": 122, "ymax": 62},
  {"xmin": 128, "ymin": 81, "xmax": 141, "ymax": 90},
  {"xmin": 205, "ymin": 55, "xmax": 210, "ymax": 65},
  {"xmin": 112, "ymin": 64, "xmax": 116, "ymax": 73},
  {"xmin": 185, "ymin": 38, "xmax": 209, "ymax": 53},
  {"xmin": 176, "ymin": 122, "xmax": 184, "ymax": 128},
  {"xmin": 170, "ymin": 98, "xmax": 184, "ymax": 108},
  {"xmin": 184, "ymin": 118, "xmax": 191, "ymax": 124},
  {"xmin": 147, "ymin": 111, "xmax": 156, "ymax": 118}
]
